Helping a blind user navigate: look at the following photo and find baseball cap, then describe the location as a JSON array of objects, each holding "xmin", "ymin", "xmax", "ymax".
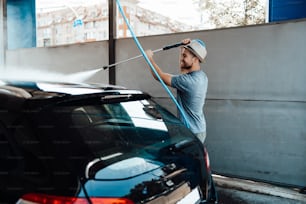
[{"xmin": 184, "ymin": 39, "xmax": 207, "ymax": 63}]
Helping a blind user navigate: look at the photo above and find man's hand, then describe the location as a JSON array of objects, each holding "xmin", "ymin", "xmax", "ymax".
[
  {"xmin": 182, "ymin": 38, "xmax": 191, "ymax": 45},
  {"xmin": 180, "ymin": 38, "xmax": 191, "ymax": 54}
]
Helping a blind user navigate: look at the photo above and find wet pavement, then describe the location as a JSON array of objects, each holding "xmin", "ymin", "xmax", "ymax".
[
  {"xmin": 213, "ymin": 175, "xmax": 306, "ymax": 204},
  {"xmin": 216, "ymin": 186, "xmax": 306, "ymax": 204}
]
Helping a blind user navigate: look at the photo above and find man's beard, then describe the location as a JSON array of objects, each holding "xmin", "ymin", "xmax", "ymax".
[
  {"xmin": 181, "ymin": 61, "xmax": 192, "ymax": 70},
  {"xmin": 181, "ymin": 65, "xmax": 192, "ymax": 70}
]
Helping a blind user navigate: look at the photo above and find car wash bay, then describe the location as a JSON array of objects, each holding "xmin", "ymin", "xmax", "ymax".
[{"xmin": 1, "ymin": 0, "xmax": 306, "ymax": 193}]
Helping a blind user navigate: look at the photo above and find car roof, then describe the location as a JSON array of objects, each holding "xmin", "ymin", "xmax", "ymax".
[{"xmin": 0, "ymin": 80, "xmax": 150, "ymax": 111}]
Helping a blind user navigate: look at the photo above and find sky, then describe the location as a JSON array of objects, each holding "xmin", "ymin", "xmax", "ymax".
[{"xmin": 36, "ymin": 0, "xmax": 202, "ymax": 26}]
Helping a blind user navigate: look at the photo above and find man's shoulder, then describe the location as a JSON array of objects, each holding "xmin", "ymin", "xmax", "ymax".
[{"xmin": 188, "ymin": 70, "xmax": 207, "ymax": 80}]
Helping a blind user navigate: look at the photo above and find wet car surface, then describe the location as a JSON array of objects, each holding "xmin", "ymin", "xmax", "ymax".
[{"xmin": 0, "ymin": 80, "xmax": 218, "ymax": 203}]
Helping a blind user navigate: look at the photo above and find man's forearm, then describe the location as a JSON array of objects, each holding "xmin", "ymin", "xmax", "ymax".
[
  {"xmin": 149, "ymin": 60, "xmax": 162, "ymax": 81},
  {"xmin": 145, "ymin": 49, "xmax": 172, "ymax": 86}
]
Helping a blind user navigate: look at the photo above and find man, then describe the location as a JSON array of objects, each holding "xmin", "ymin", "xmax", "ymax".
[{"xmin": 145, "ymin": 38, "xmax": 208, "ymax": 143}]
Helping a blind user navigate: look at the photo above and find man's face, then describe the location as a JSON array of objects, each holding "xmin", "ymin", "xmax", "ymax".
[{"xmin": 180, "ymin": 48, "xmax": 195, "ymax": 70}]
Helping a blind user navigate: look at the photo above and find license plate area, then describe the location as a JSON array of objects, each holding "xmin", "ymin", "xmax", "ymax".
[{"xmin": 176, "ymin": 186, "xmax": 201, "ymax": 204}]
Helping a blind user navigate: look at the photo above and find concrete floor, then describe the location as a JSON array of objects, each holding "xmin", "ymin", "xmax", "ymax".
[
  {"xmin": 213, "ymin": 175, "xmax": 306, "ymax": 204},
  {"xmin": 217, "ymin": 186, "xmax": 306, "ymax": 204}
]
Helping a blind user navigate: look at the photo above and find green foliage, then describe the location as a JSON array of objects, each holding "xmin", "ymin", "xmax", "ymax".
[{"xmin": 192, "ymin": 0, "xmax": 266, "ymax": 29}]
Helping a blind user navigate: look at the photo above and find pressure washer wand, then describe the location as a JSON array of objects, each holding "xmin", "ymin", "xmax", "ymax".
[{"xmin": 102, "ymin": 42, "xmax": 184, "ymax": 70}]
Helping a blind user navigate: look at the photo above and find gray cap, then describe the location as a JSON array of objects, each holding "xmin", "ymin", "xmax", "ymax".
[{"xmin": 184, "ymin": 39, "xmax": 207, "ymax": 63}]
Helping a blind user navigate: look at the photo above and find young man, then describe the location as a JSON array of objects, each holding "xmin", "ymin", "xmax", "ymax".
[{"xmin": 145, "ymin": 38, "xmax": 208, "ymax": 143}]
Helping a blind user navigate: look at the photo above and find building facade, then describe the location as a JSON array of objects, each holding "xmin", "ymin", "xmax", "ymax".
[{"xmin": 36, "ymin": 1, "xmax": 193, "ymax": 47}]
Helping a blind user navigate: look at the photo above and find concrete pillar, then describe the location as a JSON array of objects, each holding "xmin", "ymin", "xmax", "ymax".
[
  {"xmin": 0, "ymin": 0, "xmax": 6, "ymax": 66},
  {"xmin": 7, "ymin": 0, "xmax": 36, "ymax": 49}
]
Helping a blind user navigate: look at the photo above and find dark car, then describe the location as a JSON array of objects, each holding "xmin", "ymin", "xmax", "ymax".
[{"xmin": 0, "ymin": 80, "xmax": 218, "ymax": 204}]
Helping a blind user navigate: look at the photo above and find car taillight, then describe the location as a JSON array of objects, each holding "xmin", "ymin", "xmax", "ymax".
[
  {"xmin": 91, "ymin": 198, "xmax": 135, "ymax": 204},
  {"xmin": 20, "ymin": 193, "xmax": 135, "ymax": 204},
  {"xmin": 19, "ymin": 194, "xmax": 88, "ymax": 204},
  {"xmin": 204, "ymin": 147, "xmax": 211, "ymax": 172}
]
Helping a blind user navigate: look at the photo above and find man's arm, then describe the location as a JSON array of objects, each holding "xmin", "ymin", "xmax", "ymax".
[
  {"xmin": 145, "ymin": 49, "xmax": 172, "ymax": 86},
  {"xmin": 145, "ymin": 39, "xmax": 190, "ymax": 86}
]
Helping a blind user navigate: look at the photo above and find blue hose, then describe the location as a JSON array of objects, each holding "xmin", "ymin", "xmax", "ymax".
[{"xmin": 115, "ymin": 0, "xmax": 190, "ymax": 128}]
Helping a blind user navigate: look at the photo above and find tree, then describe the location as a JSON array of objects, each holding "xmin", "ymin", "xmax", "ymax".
[{"xmin": 193, "ymin": 0, "xmax": 266, "ymax": 29}]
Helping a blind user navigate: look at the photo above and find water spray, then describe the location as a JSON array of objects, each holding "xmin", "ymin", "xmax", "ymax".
[
  {"xmin": 102, "ymin": 42, "xmax": 184, "ymax": 70},
  {"xmin": 0, "ymin": 67, "xmax": 103, "ymax": 84}
]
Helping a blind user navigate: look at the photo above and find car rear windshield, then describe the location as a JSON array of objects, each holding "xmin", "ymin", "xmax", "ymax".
[{"xmin": 29, "ymin": 99, "xmax": 196, "ymax": 160}]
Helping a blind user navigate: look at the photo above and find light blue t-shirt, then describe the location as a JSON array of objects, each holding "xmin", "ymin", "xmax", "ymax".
[{"xmin": 171, "ymin": 70, "xmax": 207, "ymax": 134}]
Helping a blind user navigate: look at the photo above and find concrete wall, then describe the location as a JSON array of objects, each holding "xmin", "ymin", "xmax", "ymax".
[
  {"xmin": 4, "ymin": 20, "xmax": 306, "ymax": 188},
  {"xmin": 199, "ymin": 20, "xmax": 306, "ymax": 188},
  {"xmin": 5, "ymin": 41, "xmax": 109, "ymax": 83}
]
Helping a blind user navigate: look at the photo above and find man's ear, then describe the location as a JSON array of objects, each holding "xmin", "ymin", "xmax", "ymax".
[{"xmin": 193, "ymin": 56, "xmax": 200, "ymax": 63}]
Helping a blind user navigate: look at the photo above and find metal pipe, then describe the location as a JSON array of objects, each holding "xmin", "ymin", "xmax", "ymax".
[{"xmin": 102, "ymin": 42, "xmax": 183, "ymax": 70}]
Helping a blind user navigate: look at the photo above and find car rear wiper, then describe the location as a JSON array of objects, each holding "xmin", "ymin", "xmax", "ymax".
[
  {"xmin": 99, "ymin": 93, "xmax": 150, "ymax": 103},
  {"xmin": 101, "ymin": 94, "xmax": 132, "ymax": 100}
]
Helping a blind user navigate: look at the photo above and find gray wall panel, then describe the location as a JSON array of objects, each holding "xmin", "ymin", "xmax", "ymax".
[
  {"xmin": 204, "ymin": 22, "xmax": 306, "ymax": 102},
  {"xmin": 205, "ymin": 99, "xmax": 306, "ymax": 187},
  {"xmin": 5, "ymin": 41, "xmax": 109, "ymax": 83}
]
